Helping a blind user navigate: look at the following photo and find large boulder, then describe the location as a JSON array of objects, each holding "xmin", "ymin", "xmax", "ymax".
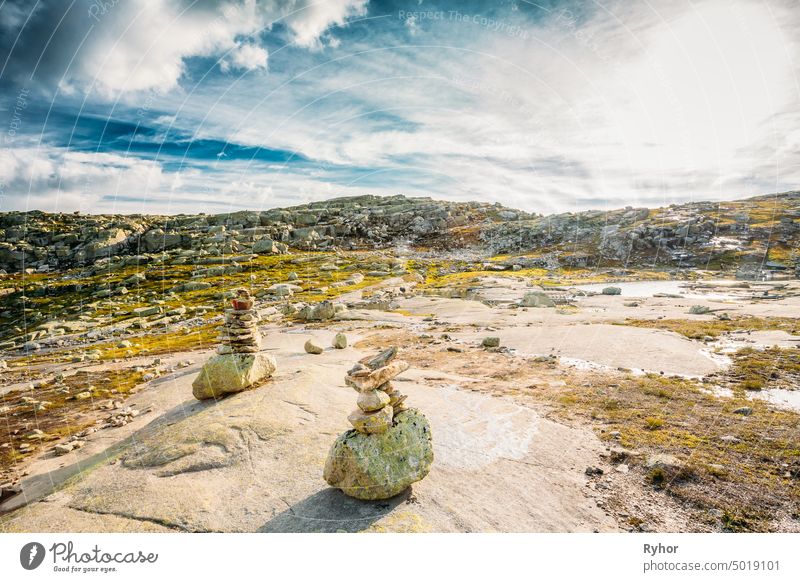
[
  {"xmin": 299, "ymin": 300, "xmax": 337, "ymax": 321},
  {"xmin": 323, "ymin": 409, "xmax": 433, "ymax": 500},
  {"xmin": 520, "ymin": 291, "xmax": 554, "ymax": 308},
  {"xmin": 252, "ymin": 238, "xmax": 277, "ymax": 254},
  {"xmin": 192, "ymin": 353, "xmax": 276, "ymax": 400}
]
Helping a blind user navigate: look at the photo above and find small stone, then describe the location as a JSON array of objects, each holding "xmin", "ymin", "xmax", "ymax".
[
  {"xmin": 348, "ymin": 405, "xmax": 394, "ymax": 434},
  {"xmin": 602, "ymin": 286, "xmax": 622, "ymax": 295},
  {"xmin": 357, "ymin": 389, "xmax": 391, "ymax": 412},
  {"xmin": 25, "ymin": 429, "xmax": 45, "ymax": 440},
  {"xmin": 645, "ymin": 453, "xmax": 687, "ymax": 481},
  {"xmin": 54, "ymin": 443, "xmax": 75, "ymax": 456},
  {"xmin": 74, "ymin": 391, "xmax": 92, "ymax": 400},
  {"xmin": 345, "ymin": 360, "xmax": 410, "ymax": 391},
  {"xmin": 609, "ymin": 446, "xmax": 634, "ymax": 463},
  {"xmin": 719, "ymin": 435, "xmax": 741, "ymax": 444},
  {"xmin": 304, "ymin": 339, "xmax": 324, "ymax": 354},
  {"xmin": 482, "ymin": 336, "xmax": 500, "ymax": 348},
  {"xmin": 362, "ymin": 347, "xmax": 397, "ymax": 370},
  {"xmin": 733, "ymin": 407, "xmax": 753, "ymax": 416},
  {"xmin": 388, "ymin": 391, "xmax": 408, "ymax": 412},
  {"xmin": 332, "ymin": 332, "xmax": 348, "ymax": 349}
]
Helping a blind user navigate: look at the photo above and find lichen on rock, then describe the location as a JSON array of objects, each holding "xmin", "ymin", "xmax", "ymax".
[
  {"xmin": 192, "ymin": 352, "xmax": 276, "ymax": 400},
  {"xmin": 323, "ymin": 409, "xmax": 433, "ymax": 500}
]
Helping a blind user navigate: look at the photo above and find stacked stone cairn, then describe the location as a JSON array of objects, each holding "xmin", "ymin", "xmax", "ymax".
[
  {"xmin": 346, "ymin": 348, "xmax": 408, "ymax": 433},
  {"xmin": 192, "ymin": 289, "xmax": 276, "ymax": 400},
  {"xmin": 218, "ymin": 289, "xmax": 261, "ymax": 354},
  {"xmin": 323, "ymin": 347, "xmax": 433, "ymax": 500}
]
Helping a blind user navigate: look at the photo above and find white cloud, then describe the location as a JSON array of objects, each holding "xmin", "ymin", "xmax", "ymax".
[
  {"xmin": 8, "ymin": 0, "xmax": 369, "ymax": 97},
  {"xmin": 220, "ymin": 42, "xmax": 269, "ymax": 73},
  {"xmin": 0, "ymin": 147, "xmax": 165, "ymax": 213},
  {"xmin": 221, "ymin": 0, "xmax": 800, "ymax": 212},
  {"xmin": 284, "ymin": 0, "xmax": 369, "ymax": 48},
  {"xmin": 6, "ymin": 0, "xmax": 799, "ymax": 215}
]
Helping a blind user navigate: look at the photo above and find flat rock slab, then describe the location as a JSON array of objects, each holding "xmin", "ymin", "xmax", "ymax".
[
  {"xmin": 453, "ymin": 324, "xmax": 722, "ymax": 377},
  {"xmin": 1, "ymin": 349, "xmax": 616, "ymax": 533}
]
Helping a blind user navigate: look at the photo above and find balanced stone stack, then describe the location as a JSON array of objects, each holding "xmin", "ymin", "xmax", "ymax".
[
  {"xmin": 323, "ymin": 347, "xmax": 433, "ymax": 500},
  {"xmin": 192, "ymin": 289, "xmax": 276, "ymax": 400},
  {"xmin": 217, "ymin": 289, "xmax": 261, "ymax": 354}
]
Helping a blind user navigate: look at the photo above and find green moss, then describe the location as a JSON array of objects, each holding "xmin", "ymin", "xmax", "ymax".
[
  {"xmin": 0, "ymin": 368, "xmax": 145, "ymax": 468},
  {"xmin": 621, "ymin": 316, "xmax": 800, "ymax": 340},
  {"xmin": 543, "ymin": 371, "xmax": 800, "ymax": 531}
]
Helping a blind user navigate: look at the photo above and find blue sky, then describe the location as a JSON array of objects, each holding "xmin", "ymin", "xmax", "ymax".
[{"xmin": 0, "ymin": 0, "xmax": 798, "ymax": 214}]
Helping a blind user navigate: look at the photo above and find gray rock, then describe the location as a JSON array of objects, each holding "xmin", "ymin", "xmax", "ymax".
[
  {"xmin": 332, "ymin": 332, "xmax": 347, "ymax": 349},
  {"xmin": 601, "ymin": 286, "xmax": 622, "ymax": 295},
  {"xmin": 304, "ymin": 339, "xmax": 323, "ymax": 354},
  {"xmin": 482, "ymin": 336, "xmax": 500, "ymax": 348},
  {"xmin": 299, "ymin": 300, "xmax": 337, "ymax": 321},
  {"xmin": 323, "ymin": 409, "xmax": 433, "ymax": 500},
  {"xmin": 252, "ymin": 238, "xmax": 277, "ymax": 254},
  {"xmin": 192, "ymin": 353, "xmax": 277, "ymax": 400},
  {"xmin": 520, "ymin": 291, "xmax": 555, "ymax": 307}
]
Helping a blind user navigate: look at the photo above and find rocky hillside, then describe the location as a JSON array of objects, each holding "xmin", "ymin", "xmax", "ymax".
[
  {"xmin": 1, "ymin": 191, "xmax": 798, "ymax": 276},
  {"xmin": 0, "ymin": 195, "xmax": 525, "ymax": 274},
  {"xmin": 482, "ymin": 191, "xmax": 800, "ymax": 275}
]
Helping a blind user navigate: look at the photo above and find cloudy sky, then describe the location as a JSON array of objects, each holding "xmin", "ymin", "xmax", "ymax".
[{"xmin": 0, "ymin": 0, "xmax": 798, "ymax": 215}]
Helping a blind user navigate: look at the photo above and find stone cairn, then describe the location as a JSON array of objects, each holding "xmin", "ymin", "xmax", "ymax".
[
  {"xmin": 192, "ymin": 288, "xmax": 276, "ymax": 400},
  {"xmin": 323, "ymin": 347, "xmax": 433, "ymax": 500},
  {"xmin": 346, "ymin": 347, "xmax": 409, "ymax": 433},
  {"xmin": 217, "ymin": 289, "xmax": 261, "ymax": 355}
]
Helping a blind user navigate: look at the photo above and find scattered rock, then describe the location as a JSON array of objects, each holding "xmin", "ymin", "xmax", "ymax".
[
  {"xmin": 54, "ymin": 443, "xmax": 75, "ymax": 456},
  {"xmin": 520, "ymin": 291, "xmax": 555, "ymax": 307},
  {"xmin": 645, "ymin": 453, "xmax": 688, "ymax": 482},
  {"xmin": 602, "ymin": 286, "xmax": 622, "ymax": 295},
  {"xmin": 299, "ymin": 301, "xmax": 337, "ymax": 321},
  {"xmin": 332, "ymin": 332, "xmax": 348, "ymax": 349},
  {"xmin": 481, "ymin": 336, "xmax": 500, "ymax": 348},
  {"xmin": 304, "ymin": 339, "xmax": 324, "ymax": 354}
]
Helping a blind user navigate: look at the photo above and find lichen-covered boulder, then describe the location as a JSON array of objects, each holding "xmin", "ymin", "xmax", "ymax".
[
  {"xmin": 323, "ymin": 409, "xmax": 433, "ymax": 500},
  {"xmin": 192, "ymin": 353, "xmax": 276, "ymax": 400},
  {"xmin": 332, "ymin": 332, "xmax": 348, "ymax": 349},
  {"xmin": 304, "ymin": 339, "xmax": 323, "ymax": 354},
  {"xmin": 520, "ymin": 291, "xmax": 555, "ymax": 307}
]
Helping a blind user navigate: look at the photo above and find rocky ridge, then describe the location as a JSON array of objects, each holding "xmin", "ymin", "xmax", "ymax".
[
  {"xmin": 3, "ymin": 191, "xmax": 797, "ymax": 276},
  {"xmin": 0, "ymin": 195, "xmax": 524, "ymax": 274}
]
